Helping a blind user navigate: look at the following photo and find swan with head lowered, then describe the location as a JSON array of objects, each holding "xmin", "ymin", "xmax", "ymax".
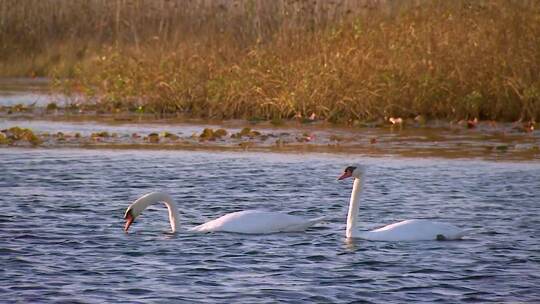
[
  {"xmin": 338, "ymin": 165, "xmax": 467, "ymax": 241},
  {"xmin": 123, "ymin": 192, "xmax": 325, "ymax": 234}
]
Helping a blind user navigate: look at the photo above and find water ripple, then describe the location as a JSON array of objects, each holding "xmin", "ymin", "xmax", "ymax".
[{"xmin": 1, "ymin": 148, "xmax": 539, "ymax": 303}]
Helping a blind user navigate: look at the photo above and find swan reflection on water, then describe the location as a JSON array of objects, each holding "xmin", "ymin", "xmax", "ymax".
[{"xmin": 344, "ymin": 237, "xmax": 359, "ymax": 251}]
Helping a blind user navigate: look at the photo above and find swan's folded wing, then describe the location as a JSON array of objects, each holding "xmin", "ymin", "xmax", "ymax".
[
  {"xmin": 359, "ymin": 219, "xmax": 466, "ymax": 241},
  {"xmin": 280, "ymin": 216, "xmax": 327, "ymax": 232},
  {"xmin": 190, "ymin": 210, "xmax": 323, "ymax": 234}
]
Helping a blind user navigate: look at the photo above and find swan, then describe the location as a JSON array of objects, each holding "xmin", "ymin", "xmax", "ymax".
[
  {"xmin": 338, "ymin": 165, "xmax": 467, "ymax": 241},
  {"xmin": 123, "ymin": 192, "xmax": 325, "ymax": 234}
]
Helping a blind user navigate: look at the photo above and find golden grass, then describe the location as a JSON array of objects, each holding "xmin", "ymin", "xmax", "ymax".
[{"xmin": 2, "ymin": 0, "xmax": 539, "ymax": 122}]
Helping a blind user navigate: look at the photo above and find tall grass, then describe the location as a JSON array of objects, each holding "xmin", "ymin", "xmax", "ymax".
[{"xmin": 2, "ymin": 0, "xmax": 539, "ymax": 122}]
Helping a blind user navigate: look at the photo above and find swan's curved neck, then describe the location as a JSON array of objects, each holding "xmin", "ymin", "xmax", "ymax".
[
  {"xmin": 131, "ymin": 192, "xmax": 181, "ymax": 232},
  {"xmin": 163, "ymin": 197, "xmax": 180, "ymax": 233},
  {"xmin": 346, "ymin": 177, "xmax": 363, "ymax": 238}
]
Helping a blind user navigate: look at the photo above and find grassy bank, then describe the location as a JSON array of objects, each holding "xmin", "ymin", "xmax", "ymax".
[{"xmin": 2, "ymin": 0, "xmax": 539, "ymax": 123}]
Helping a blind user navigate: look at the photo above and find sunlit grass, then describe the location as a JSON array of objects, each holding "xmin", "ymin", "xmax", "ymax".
[{"xmin": 1, "ymin": 0, "xmax": 539, "ymax": 123}]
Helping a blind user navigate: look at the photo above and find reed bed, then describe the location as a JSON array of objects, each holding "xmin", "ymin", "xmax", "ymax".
[{"xmin": 1, "ymin": 0, "xmax": 539, "ymax": 123}]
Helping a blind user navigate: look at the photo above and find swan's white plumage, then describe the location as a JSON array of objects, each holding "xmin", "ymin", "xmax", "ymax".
[
  {"xmin": 190, "ymin": 210, "xmax": 325, "ymax": 234},
  {"xmin": 124, "ymin": 192, "xmax": 324, "ymax": 234},
  {"xmin": 343, "ymin": 166, "xmax": 467, "ymax": 241},
  {"xmin": 353, "ymin": 219, "xmax": 466, "ymax": 241}
]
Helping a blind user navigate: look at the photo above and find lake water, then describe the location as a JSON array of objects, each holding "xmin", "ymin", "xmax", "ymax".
[
  {"xmin": 0, "ymin": 78, "xmax": 66, "ymax": 106},
  {"xmin": 1, "ymin": 148, "xmax": 539, "ymax": 303}
]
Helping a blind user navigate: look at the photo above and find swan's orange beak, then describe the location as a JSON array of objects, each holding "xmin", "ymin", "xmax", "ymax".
[
  {"xmin": 338, "ymin": 171, "xmax": 352, "ymax": 180},
  {"xmin": 124, "ymin": 212, "xmax": 134, "ymax": 232}
]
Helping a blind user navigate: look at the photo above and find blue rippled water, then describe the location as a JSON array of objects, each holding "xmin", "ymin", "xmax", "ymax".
[{"xmin": 1, "ymin": 148, "xmax": 539, "ymax": 303}]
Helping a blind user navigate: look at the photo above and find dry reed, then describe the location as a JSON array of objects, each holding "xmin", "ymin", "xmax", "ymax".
[{"xmin": 1, "ymin": 0, "xmax": 539, "ymax": 122}]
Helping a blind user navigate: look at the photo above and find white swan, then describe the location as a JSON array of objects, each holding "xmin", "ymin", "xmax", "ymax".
[
  {"xmin": 338, "ymin": 165, "xmax": 467, "ymax": 241},
  {"xmin": 123, "ymin": 192, "xmax": 325, "ymax": 234}
]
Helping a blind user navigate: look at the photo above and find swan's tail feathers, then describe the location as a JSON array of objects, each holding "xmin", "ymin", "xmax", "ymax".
[
  {"xmin": 284, "ymin": 216, "xmax": 327, "ymax": 232},
  {"xmin": 309, "ymin": 216, "xmax": 328, "ymax": 224},
  {"xmin": 455, "ymin": 229, "xmax": 473, "ymax": 239}
]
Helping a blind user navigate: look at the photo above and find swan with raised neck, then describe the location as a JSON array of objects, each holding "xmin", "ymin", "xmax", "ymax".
[{"xmin": 338, "ymin": 165, "xmax": 467, "ymax": 241}]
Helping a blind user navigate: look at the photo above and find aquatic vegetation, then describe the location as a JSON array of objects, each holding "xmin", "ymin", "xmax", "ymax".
[
  {"xmin": 4, "ymin": 104, "xmax": 34, "ymax": 114},
  {"xmin": 199, "ymin": 128, "xmax": 215, "ymax": 141},
  {"xmin": 0, "ymin": 126, "xmax": 42, "ymax": 146},
  {"xmin": 495, "ymin": 145, "xmax": 509, "ymax": 152},
  {"xmin": 199, "ymin": 128, "xmax": 229, "ymax": 141},
  {"xmin": 55, "ymin": 132, "xmax": 66, "ymax": 141},
  {"xmin": 160, "ymin": 131, "xmax": 179, "ymax": 140},
  {"xmin": 147, "ymin": 133, "xmax": 160, "ymax": 143},
  {"xmin": 0, "ymin": 132, "xmax": 8, "ymax": 144},
  {"xmin": 91, "ymin": 131, "xmax": 110, "ymax": 138},
  {"xmin": 0, "ymin": 120, "xmax": 536, "ymax": 160},
  {"xmin": 46, "ymin": 102, "xmax": 58, "ymax": 112},
  {"xmin": 231, "ymin": 128, "xmax": 261, "ymax": 139},
  {"xmin": 214, "ymin": 129, "xmax": 228, "ymax": 138}
]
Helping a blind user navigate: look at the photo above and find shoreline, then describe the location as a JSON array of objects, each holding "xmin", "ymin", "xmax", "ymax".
[{"xmin": 2, "ymin": 113, "xmax": 538, "ymax": 162}]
